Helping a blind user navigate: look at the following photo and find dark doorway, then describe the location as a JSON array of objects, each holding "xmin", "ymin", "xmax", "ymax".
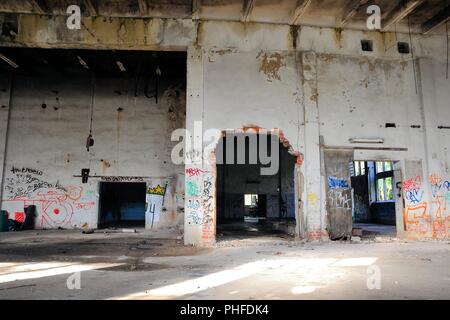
[
  {"xmin": 216, "ymin": 133, "xmax": 296, "ymax": 239},
  {"xmin": 351, "ymin": 160, "xmax": 397, "ymax": 238},
  {"xmin": 98, "ymin": 182, "xmax": 146, "ymax": 228}
]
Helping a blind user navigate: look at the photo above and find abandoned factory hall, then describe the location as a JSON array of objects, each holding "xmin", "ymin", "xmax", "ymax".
[{"xmin": 0, "ymin": 0, "xmax": 449, "ymax": 302}]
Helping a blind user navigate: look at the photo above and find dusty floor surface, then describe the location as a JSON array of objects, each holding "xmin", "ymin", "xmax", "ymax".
[{"xmin": 0, "ymin": 229, "xmax": 449, "ymax": 300}]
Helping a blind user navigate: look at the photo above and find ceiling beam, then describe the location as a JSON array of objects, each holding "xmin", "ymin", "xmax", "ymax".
[
  {"xmin": 137, "ymin": 0, "xmax": 148, "ymax": 16},
  {"xmin": 242, "ymin": 0, "xmax": 255, "ymax": 23},
  {"xmin": 381, "ymin": 0, "xmax": 424, "ymax": 32},
  {"xmin": 338, "ymin": 0, "xmax": 368, "ymax": 28},
  {"xmin": 83, "ymin": 0, "xmax": 98, "ymax": 16},
  {"xmin": 289, "ymin": 0, "xmax": 313, "ymax": 26},
  {"xmin": 192, "ymin": 0, "xmax": 200, "ymax": 20},
  {"xmin": 29, "ymin": 0, "xmax": 46, "ymax": 14},
  {"xmin": 422, "ymin": 5, "xmax": 450, "ymax": 34}
]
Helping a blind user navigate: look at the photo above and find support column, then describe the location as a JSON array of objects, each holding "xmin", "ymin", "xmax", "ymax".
[
  {"xmin": 185, "ymin": 45, "xmax": 207, "ymax": 246},
  {"xmin": 301, "ymin": 52, "xmax": 327, "ymax": 241},
  {"xmin": 0, "ymin": 75, "xmax": 12, "ymax": 206}
]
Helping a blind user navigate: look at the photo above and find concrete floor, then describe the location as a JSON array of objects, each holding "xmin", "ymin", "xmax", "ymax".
[
  {"xmin": 353, "ymin": 223, "xmax": 397, "ymax": 237},
  {"xmin": 0, "ymin": 230, "xmax": 449, "ymax": 300}
]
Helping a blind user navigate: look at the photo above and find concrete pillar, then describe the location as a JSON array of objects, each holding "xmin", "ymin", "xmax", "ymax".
[
  {"xmin": 301, "ymin": 52, "xmax": 327, "ymax": 241},
  {"xmin": 417, "ymin": 58, "xmax": 445, "ymax": 178},
  {"xmin": 185, "ymin": 45, "xmax": 207, "ymax": 245},
  {"xmin": 0, "ymin": 75, "xmax": 12, "ymax": 206},
  {"xmin": 416, "ymin": 58, "xmax": 450, "ymax": 238}
]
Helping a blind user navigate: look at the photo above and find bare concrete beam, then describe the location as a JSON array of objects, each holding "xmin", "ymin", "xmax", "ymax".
[
  {"xmin": 0, "ymin": 15, "xmax": 195, "ymax": 51},
  {"xmin": 289, "ymin": 0, "xmax": 313, "ymax": 26},
  {"xmin": 29, "ymin": 0, "xmax": 46, "ymax": 14},
  {"xmin": 242, "ymin": 0, "xmax": 255, "ymax": 23},
  {"xmin": 138, "ymin": 0, "xmax": 148, "ymax": 16},
  {"xmin": 422, "ymin": 5, "xmax": 450, "ymax": 34},
  {"xmin": 83, "ymin": 0, "xmax": 98, "ymax": 16},
  {"xmin": 192, "ymin": 0, "xmax": 200, "ymax": 20},
  {"xmin": 338, "ymin": 0, "xmax": 368, "ymax": 28},
  {"xmin": 382, "ymin": 0, "xmax": 424, "ymax": 32}
]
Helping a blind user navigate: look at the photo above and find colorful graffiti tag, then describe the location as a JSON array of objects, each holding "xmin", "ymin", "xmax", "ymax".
[
  {"xmin": 145, "ymin": 182, "xmax": 168, "ymax": 229},
  {"xmin": 328, "ymin": 176, "xmax": 349, "ymax": 189},
  {"xmin": 327, "ymin": 176, "xmax": 351, "ymax": 209},
  {"xmin": 147, "ymin": 184, "xmax": 166, "ymax": 196},
  {"xmin": 403, "ymin": 173, "xmax": 450, "ymax": 239},
  {"xmin": 185, "ymin": 168, "xmax": 208, "ymax": 177},
  {"xmin": 2, "ymin": 167, "xmax": 96, "ymax": 228}
]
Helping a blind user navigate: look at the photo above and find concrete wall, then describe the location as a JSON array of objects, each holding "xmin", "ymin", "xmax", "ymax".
[
  {"xmin": 184, "ymin": 22, "xmax": 450, "ymax": 244},
  {"xmin": 0, "ymin": 16, "xmax": 449, "ymax": 243},
  {"xmin": 0, "ymin": 75, "xmax": 185, "ymax": 230}
]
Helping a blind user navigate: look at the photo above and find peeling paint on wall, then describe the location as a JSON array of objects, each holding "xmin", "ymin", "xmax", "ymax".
[
  {"xmin": 257, "ymin": 51, "xmax": 286, "ymax": 82},
  {"xmin": 207, "ymin": 47, "xmax": 237, "ymax": 62}
]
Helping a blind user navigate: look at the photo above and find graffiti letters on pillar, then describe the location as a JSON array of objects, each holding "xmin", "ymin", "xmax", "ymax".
[
  {"xmin": 403, "ymin": 173, "xmax": 450, "ymax": 238},
  {"xmin": 186, "ymin": 168, "xmax": 202, "ymax": 226},
  {"xmin": 186, "ymin": 181, "xmax": 200, "ymax": 197},
  {"xmin": 186, "ymin": 199, "xmax": 202, "ymax": 225},
  {"xmin": 202, "ymin": 174, "xmax": 215, "ymax": 241},
  {"xmin": 327, "ymin": 176, "xmax": 351, "ymax": 209},
  {"xmin": 185, "ymin": 168, "xmax": 208, "ymax": 177},
  {"xmin": 186, "ymin": 199, "xmax": 201, "ymax": 210}
]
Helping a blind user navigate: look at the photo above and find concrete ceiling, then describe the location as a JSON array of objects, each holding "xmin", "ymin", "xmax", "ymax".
[
  {"xmin": 0, "ymin": 0, "xmax": 448, "ymax": 34},
  {"xmin": 0, "ymin": 47, "xmax": 187, "ymax": 78}
]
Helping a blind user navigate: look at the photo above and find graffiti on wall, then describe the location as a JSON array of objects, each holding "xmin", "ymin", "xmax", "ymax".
[
  {"xmin": 2, "ymin": 167, "xmax": 96, "ymax": 228},
  {"xmin": 201, "ymin": 174, "xmax": 215, "ymax": 241},
  {"xmin": 403, "ymin": 173, "xmax": 450, "ymax": 238},
  {"xmin": 328, "ymin": 176, "xmax": 349, "ymax": 189},
  {"xmin": 185, "ymin": 168, "xmax": 207, "ymax": 177},
  {"xmin": 307, "ymin": 192, "xmax": 320, "ymax": 209},
  {"xmin": 186, "ymin": 177, "xmax": 202, "ymax": 226},
  {"xmin": 327, "ymin": 176, "xmax": 351, "ymax": 209},
  {"xmin": 5, "ymin": 170, "xmax": 67, "ymax": 199},
  {"xmin": 184, "ymin": 165, "xmax": 215, "ymax": 242},
  {"xmin": 147, "ymin": 184, "xmax": 166, "ymax": 196},
  {"xmin": 186, "ymin": 181, "xmax": 200, "ymax": 197},
  {"xmin": 101, "ymin": 176, "xmax": 144, "ymax": 182},
  {"xmin": 145, "ymin": 182, "xmax": 167, "ymax": 228},
  {"xmin": 403, "ymin": 176, "xmax": 424, "ymax": 204}
]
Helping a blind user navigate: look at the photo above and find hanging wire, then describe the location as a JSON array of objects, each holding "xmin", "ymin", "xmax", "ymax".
[
  {"xmin": 89, "ymin": 73, "xmax": 95, "ymax": 136},
  {"xmin": 408, "ymin": 14, "xmax": 418, "ymax": 94},
  {"xmin": 446, "ymin": 20, "xmax": 449, "ymax": 80}
]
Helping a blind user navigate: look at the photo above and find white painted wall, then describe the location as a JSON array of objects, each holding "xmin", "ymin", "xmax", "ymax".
[
  {"xmin": 0, "ymin": 75, "xmax": 185, "ymax": 230},
  {"xmin": 184, "ymin": 22, "xmax": 450, "ymax": 244},
  {"xmin": 0, "ymin": 20, "xmax": 449, "ymax": 242}
]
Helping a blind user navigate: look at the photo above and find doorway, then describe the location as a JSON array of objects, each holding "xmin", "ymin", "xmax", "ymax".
[
  {"xmin": 350, "ymin": 160, "xmax": 398, "ymax": 238},
  {"xmin": 216, "ymin": 133, "xmax": 297, "ymax": 239},
  {"xmin": 98, "ymin": 182, "xmax": 146, "ymax": 228}
]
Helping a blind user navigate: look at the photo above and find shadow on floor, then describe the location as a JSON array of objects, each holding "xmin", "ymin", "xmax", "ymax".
[
  {"xmin": 354, "ymin": 223, "xmax": 397, "ymax": 238},
  {"xmin": 216, "ymin": 221, "xmax": 292, "ymax": 241}
]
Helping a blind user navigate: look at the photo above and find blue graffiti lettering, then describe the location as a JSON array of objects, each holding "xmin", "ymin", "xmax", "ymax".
[{"xmin": 328, "ymin": 176, "xmax": 349, "ymax": 189}]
